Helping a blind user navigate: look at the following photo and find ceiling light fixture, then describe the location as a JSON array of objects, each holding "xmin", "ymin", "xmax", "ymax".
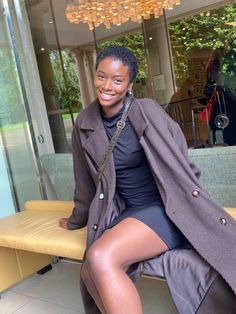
[{"xmin": 65, "ymin": 0, "xmax": 181, "ymax": 30}]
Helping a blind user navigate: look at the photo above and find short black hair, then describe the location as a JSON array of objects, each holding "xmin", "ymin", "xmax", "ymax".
[{"xmin": 95, "ymin": 45, "xmax": 138, "ymax": 82}]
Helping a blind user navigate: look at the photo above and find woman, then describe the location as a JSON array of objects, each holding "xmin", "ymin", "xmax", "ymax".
[{"xmin": 59, "ymin": 45, "xmax": 236, "ymax": 314}]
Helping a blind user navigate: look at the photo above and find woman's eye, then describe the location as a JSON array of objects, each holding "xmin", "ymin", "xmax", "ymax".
[
  {"xmin": 97, "ymin": 74, "xmax": 104, "ymax": 80},
  {"xmin": 114, "ymin": 79, "xmax": 122, "ymax": 84}
]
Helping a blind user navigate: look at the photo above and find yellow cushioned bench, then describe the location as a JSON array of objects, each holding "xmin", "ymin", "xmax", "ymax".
[
  {"xmin": 0, "ymin": 201, "xmax": 86, "ymax": 260},
  {"xmin": 0, "ymin": 199, "xmax": 235, "ymax": 293},
  {"xmin": 0, "ymin": 200, "xmax": 85, "ymax": 293}
]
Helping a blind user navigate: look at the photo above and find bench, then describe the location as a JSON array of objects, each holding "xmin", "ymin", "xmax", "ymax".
[{"xmin": 0, "ymin": 146, "xmax": 236, "ymax": 293}]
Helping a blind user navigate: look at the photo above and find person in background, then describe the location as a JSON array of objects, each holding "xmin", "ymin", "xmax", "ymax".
[
  {"xmin": 204, "ymin": 49, "xmax": 236, "ymax": 145},
  {"xmin": 59, "ymin": 45, "xmax": 236, "ymax": 314}
]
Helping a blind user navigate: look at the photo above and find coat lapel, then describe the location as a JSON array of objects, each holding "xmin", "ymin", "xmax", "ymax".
[
  {"xmin": 80, "ymin": 99, "xmax": 109, "ymax": 168},
  {"xmin": 79, "ymin": 99, "xmax": 116, "ymax": 191}
]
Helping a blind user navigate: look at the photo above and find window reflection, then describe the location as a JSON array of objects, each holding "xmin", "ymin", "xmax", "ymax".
[
  {"xmin": 26, "ymin": 0, "xmax": 236, "ymax": 149},
  {"xmin": 168, "ymin": 3, "xmax": 236, "ymax": 147}
]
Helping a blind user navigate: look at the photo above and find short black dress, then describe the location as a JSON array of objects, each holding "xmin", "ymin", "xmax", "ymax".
[{"xmin": 102, "ymin": 107, "xmax": 187, "ymax": 249}]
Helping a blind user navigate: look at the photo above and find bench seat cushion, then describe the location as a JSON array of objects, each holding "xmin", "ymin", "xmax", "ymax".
[
  {"xmin": 0, "ymin": 200, "xmax": 234, "ymax": 263},
  {"xmin": 0, "ymin": 210, "xmax": 86, "ymax": 260}
]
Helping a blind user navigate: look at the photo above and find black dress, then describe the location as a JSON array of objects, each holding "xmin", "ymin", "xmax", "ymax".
[{"xmin": 102, "ymin": 107, "xmax": 186, "ymax": 249}]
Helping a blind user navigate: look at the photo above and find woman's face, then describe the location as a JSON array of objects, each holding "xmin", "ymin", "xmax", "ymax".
[{"xmin": 94, "ymin": 57, "xmax": 133, "ymax": 116}]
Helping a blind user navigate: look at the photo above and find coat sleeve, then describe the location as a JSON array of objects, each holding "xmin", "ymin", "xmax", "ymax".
[
  {"xmin": 67, "ymin": 119, "xmax": 96, "ymax": 230},
  {"xmin": 170, "ymin": 119, "xmax": 201, "ymax": 178}
]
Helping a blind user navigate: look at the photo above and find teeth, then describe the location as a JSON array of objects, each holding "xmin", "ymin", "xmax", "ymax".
[{"xmin": 101, "ymin": 92, "xmax": 113, "ymax": 100}]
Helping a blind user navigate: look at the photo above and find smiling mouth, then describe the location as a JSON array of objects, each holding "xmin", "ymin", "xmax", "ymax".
[{"xmin": 99, "ymin": 91, "xmax": 115, "ymax": 100}]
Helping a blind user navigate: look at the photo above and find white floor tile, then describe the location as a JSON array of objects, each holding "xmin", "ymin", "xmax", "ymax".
[
  {"xmin": 0, "ymin": 291, "xmax": 32, "ymax": 314},
  {"xmin": 38, "ymin": 275, "xmax": 84, "ymax": 312},
  {"xmin": 136, "ymin": 277, "xmax": 161, "ymax": 296},
  {"xmin": 49, "ymin": 260, "xmax": 81, "ymax": 280},
  {"xmin": 3, "ymin": 259, "xmax": 179, "ymax": 314},
  {"xmin": 10, "ymin": 260, "xmax": 79, "ymax": 298},
  {"xmin": 141, "ymin": 279, "xmax": 178, "ymax": 314},
  {"xmin": 10, "ymin": 273, "xmax": 60, "ymax": 298},
  {"xmin": 13, "ymin": 299, "xmax": 82, "ymax": 314},
  {"xmin": 136, "ymin": 278, "xmax": 150, "ymax": 296}
]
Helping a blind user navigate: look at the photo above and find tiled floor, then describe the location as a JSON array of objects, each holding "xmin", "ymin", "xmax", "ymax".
[{"xmin": 0, "ymin": 260, "xmax": 178, "ymax": 314}]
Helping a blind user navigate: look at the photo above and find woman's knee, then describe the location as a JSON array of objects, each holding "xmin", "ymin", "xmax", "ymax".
[
  {"xmin": 86, "ymin": 243, "xmax": 123, "ymax": 276},
  {"xmin": 86, "ymin": 245, "xmax": 109, "ymax": 273}
]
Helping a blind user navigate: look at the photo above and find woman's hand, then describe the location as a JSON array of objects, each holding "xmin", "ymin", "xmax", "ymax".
[{"xmin": 59, "ymin": 217, "xmax": 69, "ymax": 229}]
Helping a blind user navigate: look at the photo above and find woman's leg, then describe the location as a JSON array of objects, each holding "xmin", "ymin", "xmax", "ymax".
[
  {"xmin": 81, "ymin": 261, "xmax": 106, "ymax": 313},
  {"xmin": 85, "ymin": 217, "xmax": 169, "ymax": 314}
]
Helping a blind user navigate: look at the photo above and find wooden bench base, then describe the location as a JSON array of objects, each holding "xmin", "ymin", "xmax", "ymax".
[{"xmin": 0, "ymin": 247, "xmax": 52, "ymax": 292}]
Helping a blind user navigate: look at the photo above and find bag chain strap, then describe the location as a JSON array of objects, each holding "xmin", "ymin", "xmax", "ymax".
[{"xmin": 98, "ymin": 96, "xmax": 133, "ymax": 180}]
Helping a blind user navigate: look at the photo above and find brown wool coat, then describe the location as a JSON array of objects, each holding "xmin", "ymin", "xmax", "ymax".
[{"xmin": 68, "ymin": 98, "xmax": 236, "ymax": 313}]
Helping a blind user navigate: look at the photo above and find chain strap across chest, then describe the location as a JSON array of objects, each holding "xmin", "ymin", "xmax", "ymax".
[{"xmin": 98, "ymin": 96, "xmax": 134, "ymax": 180}]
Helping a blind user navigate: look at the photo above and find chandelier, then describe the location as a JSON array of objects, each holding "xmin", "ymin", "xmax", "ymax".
[{"xmin": 65, "ymin": 0, "xmax": 181, "ymax": 30}]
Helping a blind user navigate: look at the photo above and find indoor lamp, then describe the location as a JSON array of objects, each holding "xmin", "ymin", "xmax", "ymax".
[{"xmin": 65, "ymin": 0, "xmax": 181, "ymax": 30}]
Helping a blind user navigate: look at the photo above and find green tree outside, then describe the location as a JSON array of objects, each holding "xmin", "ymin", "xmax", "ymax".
[
  {"xmin": 168, "ymin": 4, "xmax": 236, "ymax": 90},
  {"xmin": 50, "ymin": 50, "xmax": 82, "ymax": 114}
]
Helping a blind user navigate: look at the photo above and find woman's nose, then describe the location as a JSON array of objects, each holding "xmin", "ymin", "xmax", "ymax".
[{"xmin": 102, "ymin": 79, "xmax": 112, "ymax": 91}]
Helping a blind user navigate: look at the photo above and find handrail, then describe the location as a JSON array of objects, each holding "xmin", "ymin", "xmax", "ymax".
[
  {"xmin": 165, "ymin": 95, "xmax": 206, "ymax": 107},
  {"xmin": 164, "ymin": 95, "xmax": 208, "ymax": 148}
]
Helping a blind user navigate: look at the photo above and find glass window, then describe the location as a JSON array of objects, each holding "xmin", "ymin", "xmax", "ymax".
[
  {"xmin": 0, "ymin": 0, "xmax": 44, "ymax": 214},
  {"xmin": 26, "ymin": 0, "xmax": 96, "ymax": 151},
  {"xmin": 168, "ymin": 2, "xmax": 236, "ymax": 147}
]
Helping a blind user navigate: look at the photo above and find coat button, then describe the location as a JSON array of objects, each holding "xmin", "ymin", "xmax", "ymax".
[
  {"xmin": 192, "ymin": 190, "xmax": 200, "ymax": 197},
  {"xmin": 92, "ymin": 224, "xmax": 98, "ymax": 231},
  {"xmin": 99, "ymin": 193, "xmax": 104, "ymax": 200},
  {"xmin": 220, "ymin": 218, "xmax": 227, "ymax": 225}
]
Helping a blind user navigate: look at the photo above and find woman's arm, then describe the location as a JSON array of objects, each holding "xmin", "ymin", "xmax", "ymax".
[{"xmin": 60, "ymin": 117, "xmax": 96, "ymax": 230}]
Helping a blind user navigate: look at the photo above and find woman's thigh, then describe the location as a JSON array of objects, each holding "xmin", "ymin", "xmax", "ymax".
[{"xmin": 87, "ymin": 217, "xmax": 169, "ymax": 270}]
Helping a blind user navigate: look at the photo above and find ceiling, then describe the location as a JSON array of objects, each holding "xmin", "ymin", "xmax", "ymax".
[{"xmin": 25, "ymin": 0, "xmax": 231, "ymax": 53}]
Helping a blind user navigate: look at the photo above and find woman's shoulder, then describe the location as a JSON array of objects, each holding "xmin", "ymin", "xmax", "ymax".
[
  {"xmin": 75, "ymin": 99, "xmax": 99, "ymax": 125},
  {"xmin": 136, "ymin": 97, "xmax": 159, "ymax": 106},
  {"xmin": 135, "ymin": 98, "xmax": 169, "ymax": 116},
  {"xmin": 134, "ymin": 97, "xmax": 181, "ymax": 130}
]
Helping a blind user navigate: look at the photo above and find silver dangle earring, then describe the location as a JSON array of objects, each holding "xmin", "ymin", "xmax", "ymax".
[{"xmin": 127, "ymin": 90, "xmax": 133, "ymax": 97}]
